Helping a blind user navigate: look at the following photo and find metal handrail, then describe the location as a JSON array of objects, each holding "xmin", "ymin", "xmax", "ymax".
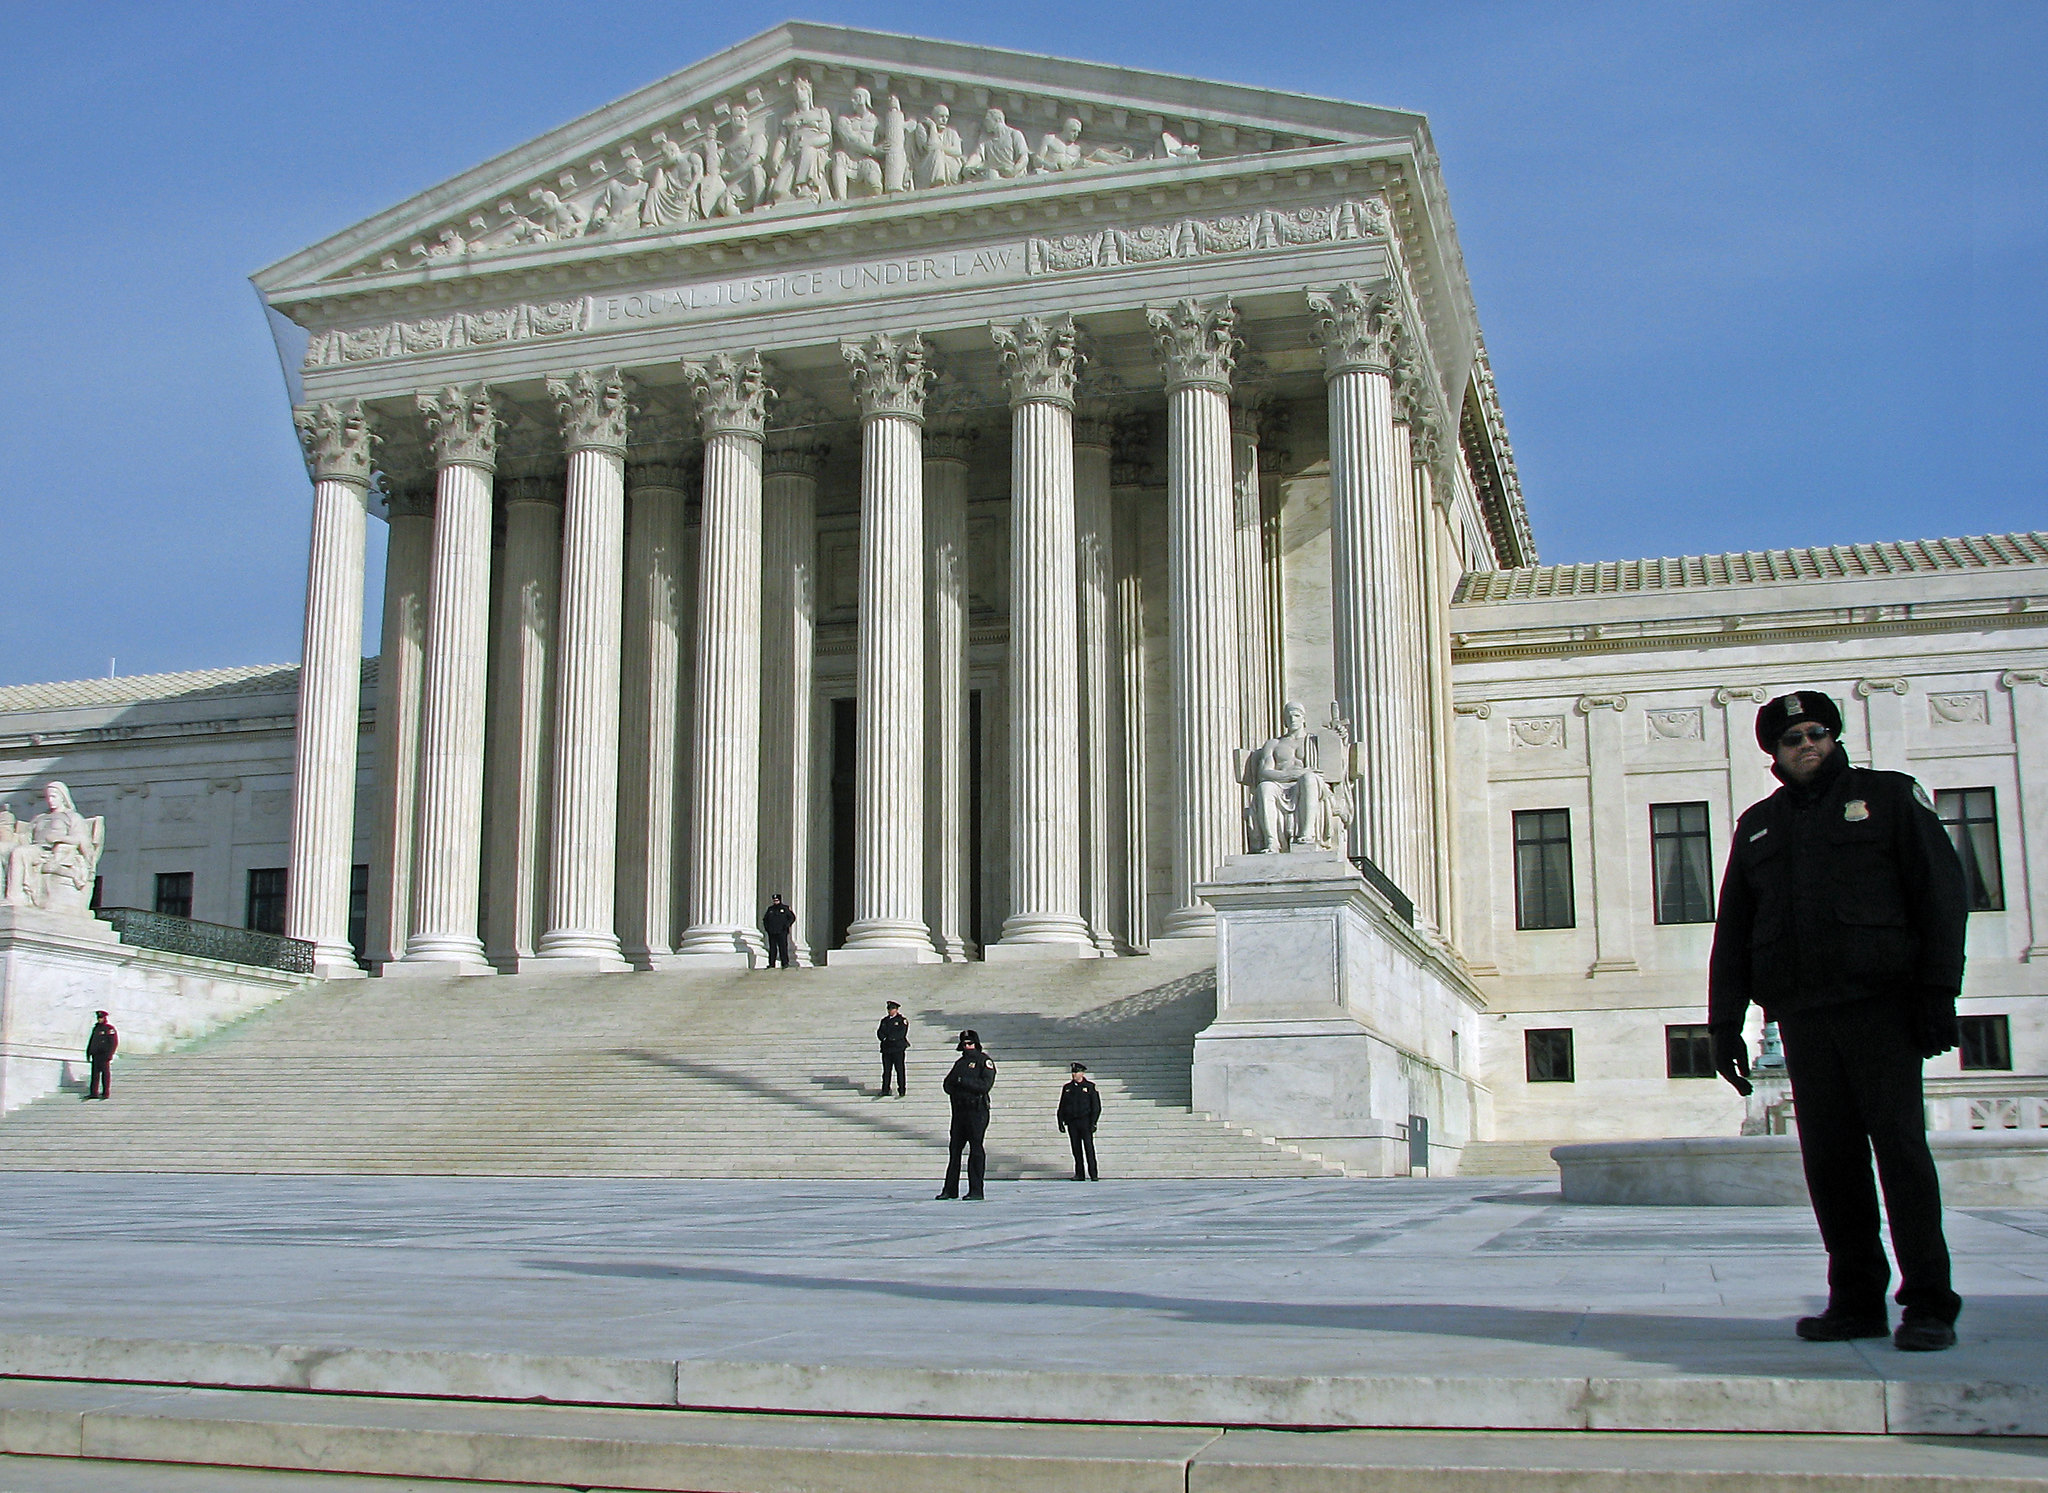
[{"xmin": 96, "ymin": 908, "xmax": 316, "ymax": 974}]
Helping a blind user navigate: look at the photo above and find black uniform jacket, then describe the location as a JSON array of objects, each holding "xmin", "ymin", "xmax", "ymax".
[
  {"xmin": 1708, "ymin": 749, "xmax": 1966, "ymax": 1029},
  {"xmin": 943, "ymin": 1050, "xmax": 995, "ymax": 1119},
  {"xmin": 1057, "ymin": 1078, "xmax": 1101, "ymax": 1133},
  {"xmin": 762, "ymin": 903, "xmax": 796, "ymax": 938},
  {"xmin": 876, "ymin": 1013, "xmax": 909, "ymax": 1053},
  {"xmin": 86, "ymin": 1023, "xmax": 118, "ymax": 1063}
]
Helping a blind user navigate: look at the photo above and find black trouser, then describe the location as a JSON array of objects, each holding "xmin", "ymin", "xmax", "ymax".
[
  {"xmin": 881, "ymin": 1050, "xmax": 906, "ymax": 1095},
  {"xmin": 87, "ymin": 1061, "xmax": 110, "ymax": 1100},
  {"xmin": 1778, "ymin": 995, "xmax": 1960, "ymax": 1323},
  {"xmin": 1068, "ymin": 1127, "xmax": 1097, "ymax": 1180},
  {"xmin": 765, "ymin": 932, "xmax": 792, "ymax": 968},
  {"xmin": 943, "ymin": 1112, "xmax": 987, "ymax": 1195}
]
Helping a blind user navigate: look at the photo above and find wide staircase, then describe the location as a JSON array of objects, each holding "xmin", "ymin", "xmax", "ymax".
[{"xmin": 0, "ymin": 948, "xmax": 1342, "ymax": 1178}]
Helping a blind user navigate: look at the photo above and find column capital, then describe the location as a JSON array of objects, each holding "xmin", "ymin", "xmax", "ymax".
[
  {"xmin": 843, "ymin": 331, "xmax": 933, "ymax": 422},
  {"xmin": 2000, "ymin": 669, "xmax": 2048, "ymax": 691},
  {"xmin": 294, "ymin": 399, "xmax": 378, "ymax": 487},
  {"xmin": 1575, "ymin": 693, "xmax": 1628, "ymax": 715},
  {"xmin": 1074, "ymin": 366, "xmax": 1126, "ymax": 449},
  {"xmin": 1452, "ymin": 701, "xmax": 1494, "ymax": 720},
  {"xmin": 548, "ymin": 367, "xmax": 631, "ymax": 455},
  {"xmin": 417, "ymin": 383, "xmax": 503, "ymax": 472},
  {"xmin": 1856, "ymin": 677, "xmax": 1911, "ymax": 698},
  {"xmin": 504, "ymin": 471, "xmax": 564, "ymax": 507},
  {"xmin": 1147, "ymin": 296, "xmax": 1239, "ymax": 393},
  {"xmin": 992, "ymin": 312, "xmax": 1082, "ymax": 409},
  {"xmin": 627, "ymin": 396, "xmax": 694, "ymax": 490},
  {"xmin": 682, "ymin": 350, "xmax": 774, "ymax": 441},
  {"xmin": 1306, "ymin": 281, "xmax": 1402, "ymax": 378},
  {"xmin": 1713, "ymin": 685, "xmax": 1769, "ymax": 706},
  {"xmin": 764, "ymin": 383, "xmax": 832, "ymax": 476},
  {"xmin": 923, "ymin": 424, "xmax": 979, "ymax": 465}
]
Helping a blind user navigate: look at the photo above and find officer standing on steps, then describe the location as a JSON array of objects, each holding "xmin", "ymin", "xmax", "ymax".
[
  {"xmin": 1708, "ymin": 690, "xmax": 1969, "ymax": 1353},
  {"xmin": 1057, "ymin": 1062, "xmax": 1102, "ymax": 1180},
  {"xmin": 936, "ymin": 1030, "xmax": 995, "ymax": 1201},
  {"xmin": 876, "ymin": 1001, "xmax": 909, "ymax": 1097},
  {"xmin": 761, "ymin": 895, "xmax": 797, "ymax": 969},
  {"xmin": 84, "ymin": 1010, "xmax": 117, "ymax": 1101}
]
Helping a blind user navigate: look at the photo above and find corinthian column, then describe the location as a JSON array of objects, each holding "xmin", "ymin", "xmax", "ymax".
[
  {"xmin": 396, "ymin": 384, "xmax": 500, "ymax": 974},
  {"xmin": 1074, "ymin": 397, "xmax": 1120, "ymax": 956},
  {"xmin": 1309, "ymin": 282, "xmax": 1405, "ymax": 880},
  {"xmin": 922, "ymin": 410, "xmax": 975, "ymax": 962},
  {"xmin": 1148, "ymin": 297, "xmax": 1241, "ymax": 938},
  {"xmin": 1230, "ymin": 398, "xmax": 1278, "ymax": 743},
  {"xmin": 675, "ymin": 352, "xmax": 771, "ymax": 966},
  {"xmin": 616, "ymin": 401, "xmax": 690, "ymax": 967},
  {"xmin": 286, "ymin": 400, "xmax": 375, "ymax": 977},
  {"xmin": 528, "ymin": 369, "xmax": 631, "ymax": 970},
  {"xmin": 989, "ymin": 313, "xmax": 1091, "ymax": 958},
  {"xmin": 759, "ymin": 390, "xmax": 827, "ymax": 967},
  {"xmin": 365, "ymin": 468, "xmax": 432, "ymax": 968},
  {"xmin": 482, "ymin": 449, "xmax": 559, "ymax": 972},
  {"xmin": 835, "ymin": 332, "xmax": 937, "ymax": 963}
]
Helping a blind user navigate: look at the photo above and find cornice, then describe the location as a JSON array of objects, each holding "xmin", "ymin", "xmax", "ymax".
[{"xmin": 1450, "ymin": 603, "xmax": 2048, "ymax": 664}]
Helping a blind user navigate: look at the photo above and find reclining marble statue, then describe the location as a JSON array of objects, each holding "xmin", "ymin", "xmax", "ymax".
[
  {"xmin": 1238, "ymin": 703, "xmax": 1361, "ymax": 853},
  {"xmin": 0, "ymin": 782, "xmax": 105, "ymax": 915}
]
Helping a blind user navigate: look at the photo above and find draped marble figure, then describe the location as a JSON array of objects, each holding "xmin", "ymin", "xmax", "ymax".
[
  {"xmin": 1, "ymin": 782, "xmax": 105, "ymax": 914},
  {"xmin": 1240, "ymin": 704, "xmax": 1355, "ymax": 854}
]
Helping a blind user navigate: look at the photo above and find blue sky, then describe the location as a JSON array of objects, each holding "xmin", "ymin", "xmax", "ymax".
[{"xmin": 1, "ymin": 1, "xmax": 2041, "ymax": 687}]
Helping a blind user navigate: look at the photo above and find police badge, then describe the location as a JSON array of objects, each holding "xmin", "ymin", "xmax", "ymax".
[{"xmin": 1843, "ymin": 800, "xmax": 1870, "ymax": 821}]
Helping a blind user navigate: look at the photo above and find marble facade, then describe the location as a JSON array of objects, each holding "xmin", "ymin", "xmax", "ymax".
[{"xmin": 3, "ymin": 27, "xmax": 2043, "ymax": 1151}]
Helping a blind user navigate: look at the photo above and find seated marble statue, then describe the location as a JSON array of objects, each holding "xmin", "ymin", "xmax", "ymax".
[
  {"xmin": 1239, "ymin": 703, "xmax": 1356, "ymax": 854},
  {"xmin": 1, "ymin": 782, "xmax": 105, "ymax": 914}
]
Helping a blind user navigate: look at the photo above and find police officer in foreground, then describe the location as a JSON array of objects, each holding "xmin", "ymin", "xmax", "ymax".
[
  {"xmin": 1708, "ymin": 691, "xmax": 1968, "ymax": 1352},
  {"xmin": 936, "ymin": 1030, "xmax": 995, "ymax": 1201}
]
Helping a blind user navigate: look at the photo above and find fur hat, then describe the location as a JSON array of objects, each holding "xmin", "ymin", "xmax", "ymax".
[
  {"xmin": 1755, "ymin": 690, "xmax": 1843, "ymax": 753},
  {"xmin": 956, "ymin": 1029, "xmax": 981, "ymax": 1049}
]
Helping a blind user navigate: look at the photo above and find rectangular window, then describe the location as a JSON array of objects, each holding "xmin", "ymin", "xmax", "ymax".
[
  {"xmin": 154, "ymin": 871, "xmax": 193, "ymax": 920},
  {"xmin": 347, "ymin": 864, "xmax": 370, "ymax": 964},
  {"xmin": 1959, "ymin": 1014, "xmax": 2012, "ymax": 1072},
  {"xmin": 1666, "ymin": 1023, "xmax": 1715, "ymax": 1078},
  {"xmin": 1513, "ymin": 809, "xmax": 1575, "ymax": 930},
  {"xmin": 1935, "ymin": 789, "xmax": 2004, "ymax": 912},
  {"xmin": 1525, "ymin": 1027, "xmax": 1575, "ymax": 1083},
  {"xmin": 245, "ymin": 868, "xmax": 288, "ymax": 936},
  {"xmin": 1650, "ymin": 802, "xmax": 1715, "ymax": 924}
]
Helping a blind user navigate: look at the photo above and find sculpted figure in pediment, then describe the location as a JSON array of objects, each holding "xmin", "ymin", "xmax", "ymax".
[
  {"xmin": 721, "ymin": 105, "xmax": 770, "ymax": 213},
  {"xmin": 916, "ymin": 103, "xmax": 965, "ymax": 189},
  {"xmin": 587, "ymin": 146, "xmax": 651, "ymax": 234},
  {"xmin": 1035, "ymin": 117, "xmax": 1134, "ymax": 174},
  {"xmin": 645, "ymin": 133, "xmax": 706, "ymax": 227},
  {"xmin": 769, "ymin": 75, "xmax": 835, "ymax": 205},
  {"xmin": 879, "ymin": 95, "xmax": 912, "ymax": 194},
  {"xmin": 692, "ymin": 126, "xmax": 734, "ymax": 220},
  {"xmin": 412, "ymin": 226, "xmax": 468, "ymax": 262},
  {"xmin": 964, "ymin": 107, "xmax": 1029, "ymax": 181},
  {"xmin": 1156, "ymin": 129, "xmax": 1201, "ymax": 161},
  {"xmin": 511, "ymin": 187, "xmax": 585, "ymax": 244},
  {"xmin": 832, "ymin": 86, "xmax": 885, "ymax": 200}
]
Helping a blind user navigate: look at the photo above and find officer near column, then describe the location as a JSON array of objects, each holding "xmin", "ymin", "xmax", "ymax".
[
  {"xmin": 876, "ymin": 1000, "xmax": 909, "ymax": 1097},
  {"xmin": 1708, "ymin": 690, "xmax": 1969, "ymax": 1351}
]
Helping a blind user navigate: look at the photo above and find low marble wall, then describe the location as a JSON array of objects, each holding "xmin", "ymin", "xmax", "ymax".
[
  {"xmin": 1556, "ymin": 1132, "xmax": 2048, "ymax": 1207},
  {"xmin": 0, "ymin": 907, "xmax": 311, "ymax": 1114},
  {"xmin": 1192, "ymin": 852, "xmax": 1489, "ymax": 1176}
]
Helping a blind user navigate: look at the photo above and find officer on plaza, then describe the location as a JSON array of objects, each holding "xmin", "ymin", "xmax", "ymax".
[
  {"xmin": 936, "ymin": 1030, "xmax": 995, "ymax": 1201},
  {"xmin": 1708, "ymin": 690, "xmax": 1968, "ymax": 1352}
]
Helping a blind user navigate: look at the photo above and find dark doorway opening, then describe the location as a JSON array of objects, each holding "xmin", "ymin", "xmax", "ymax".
[{"xmin": 830, "ymin": 696, "xmax": 857, "ymax": 950}]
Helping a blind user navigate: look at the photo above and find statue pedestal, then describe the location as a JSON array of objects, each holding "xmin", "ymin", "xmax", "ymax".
[{"xmin": 1191, "ymin": 852, "xmax": 1490, "ymax": 1176}]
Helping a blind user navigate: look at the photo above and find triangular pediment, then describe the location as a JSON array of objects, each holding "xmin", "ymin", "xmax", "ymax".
[{"xmin": 255, "ymin": 22, "xmax": 1427, "ymax": 294}]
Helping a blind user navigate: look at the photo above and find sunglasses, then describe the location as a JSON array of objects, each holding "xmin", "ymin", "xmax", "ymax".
[{"xmin": 1777, "ymin": 726, "xmax": 1833, "ymax": 748}]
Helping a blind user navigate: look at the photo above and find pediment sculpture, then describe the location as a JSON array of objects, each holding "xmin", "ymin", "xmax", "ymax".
[
  {"xmin": 376, "ymin": 69, "xmax": 1259, "ymax": 275},
  {"xmin": 1239, "ymin": 703, "xmax": 1363, "ymax": 854},
  {"xmin": 0, "ymin": 782, "xmax": 105, "ymax": 916}
]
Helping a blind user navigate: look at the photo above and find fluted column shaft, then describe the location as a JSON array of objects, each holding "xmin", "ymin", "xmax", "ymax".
[
  {"xmin": 1150, "ymin": 297, "xmax": 1241, "ymax": 938},
  {"xmin": 837, "ymin": 331, "xmax": 937, "ymax": 962},
  {"xmin": 1111, "ymin": 471, "xmax": 1151, "ymax": 951},
  {"xmin": 922, "ymin": 437, "xmax": 973, "ymax": 961},
  {"xmin": 615, "ymin": 455, "xmax": 686, "ymax": 966},
  {"xmin": 534, "ymin": 370, "xmax": 630, "ymax": 969},
  {"xmin": 676, "ymin": 353, "xmax": 770, "ymax": 964},
  {"xmin": 285, "ymin": 401, "xmax": 374, "ymax": 977},
  {"xmin": 401, "ymin": 385, "xmax": 499, "ymax": 971},
  {"xmin": 1387, "ymin": 419, "xmax": 1425, "ymax": 908},
  {"xmin": 1417, "ymin": 470, "xmax": 1455, "ymax": 938},
  {"xmin": 1230, "ymin": 405, "xmax": 1276, "ymax": 745},
  {"xmin": 483, "ymin": 480, "xmax": 559, "ymax": 968},
  {"xmin": 1074, "ymin": 424, "xmax": 1118, "ymax": 955},
  {"xmin": 365, "ymin": 487, "xmax": 431, "ymax": 967},
  {"xmin": 759, "ymin": 443, "xmax": 820, "ymax": 966}
]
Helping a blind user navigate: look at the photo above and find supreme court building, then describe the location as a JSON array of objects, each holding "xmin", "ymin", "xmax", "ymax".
[{"xmin": 6, "ymin": 24, "xmax": 2043, "ymax": 1148}]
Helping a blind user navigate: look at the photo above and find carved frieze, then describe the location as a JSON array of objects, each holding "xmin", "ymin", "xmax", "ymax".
[
  {"xmin": 992, "ymin": 313, "xmax": 1081, "ymax": 408},
  {"xmin": 293, "ymin": 399, "xmax": 378, "ymax": 486},
  {"xmin": 681, "ymin": 351, "xmax": 773, "ymax": 440},
  {"xmin": 548, "ymin": 367, "xmax": 631, "ymax": 454},
  {"xmin": 1026, "ymin": 196, "xmax": 1390, "ymax": 275},
  {"xmin": 1928, "ymin": 691, "xmax": 1989, "ymax": 727},
  {"xmin": 843, "ymin": 331, "xmax": 933, "ymax": 420},
  {"xmin": 417, "ymin": 384, "xmax": 502, "ymax": 470},
  {"xmin": 355, "ymin": 66, "xmax": 1307, "ymax": 278},
  {"xmin": 1149, "ymin": 296, "xmax": 1239, "ymax": 392}
]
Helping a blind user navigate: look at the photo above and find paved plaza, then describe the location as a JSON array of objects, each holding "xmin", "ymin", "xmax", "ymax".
[{"xmin": 4, "ymin": 1173, "xmax": 2048, "ymax": 1432}]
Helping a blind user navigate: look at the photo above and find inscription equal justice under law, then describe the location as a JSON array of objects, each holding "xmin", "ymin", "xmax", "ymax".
[{"xmin": 590, "ymin": 242, "xmax": 1027, "ymax": 329}]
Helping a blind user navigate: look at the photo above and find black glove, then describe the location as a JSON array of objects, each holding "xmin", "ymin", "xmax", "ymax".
[
  {"xmin": 1710, "ymin": 1023, "xmax": 1753, "ymax": 1097},
  {"xmin": 1913, "ymin": 990, "xmax": 1960, "ymax": 1059}
]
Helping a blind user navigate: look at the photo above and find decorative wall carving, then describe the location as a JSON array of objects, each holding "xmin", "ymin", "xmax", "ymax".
[
  {"xmin": 1509, "ymin": 716, "xmax": 1565, "ymax": 750},
  {"xmin": 0, "ymin": 783, "xmax": 105, "ymax": 916},
  {"xmin": 1306, "ymin": 279, "xmax": 1402, "ymax": 377},
  {"xmin": 991, "ymin": 313, "xmax": 1081, "ymax": 408},
  {"xmin": 1645, "ymin": 707, "xmax": 1703, "ymax": 743},
  {"xmin": 1026, "ymin": 197, "xmax": 1390, "ymax": 275},
  {"xmin": 548, "ymin": 367, "xmax": 632, "ymax": 453},
  {"xmin": 293, "ymin": 399, "xmax": 378, "ymax": 485},
  {"xmin": 1927, "ymin": 691, "xmax": 1989, "ymax": 727},
  {"xmin": 366, "ymin": 66, "xmax": 1293, "ymax": 276},
  {"xmin": 1149, "ymin": 296, "xmax": 1239, "ymax": 392}
]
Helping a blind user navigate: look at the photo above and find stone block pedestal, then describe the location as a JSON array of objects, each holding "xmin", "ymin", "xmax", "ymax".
[{"xmin": 1191, "ymin": 851, "xmax": 1488, "ymax": 1176}]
